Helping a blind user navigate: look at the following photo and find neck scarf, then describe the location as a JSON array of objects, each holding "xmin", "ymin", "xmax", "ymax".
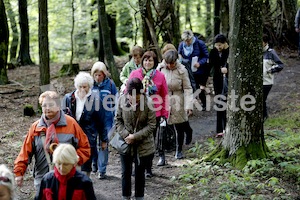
[
  {"xmin": 54, "ymin": 166, "xmax": 76, "ymax": 200},
  {"xmin": 263, "ymin": 44, "xmax": 269, "ymax": 52},
  {"xmin": 74, "ymin": 89, "xmax": 92, "ymax": 121},
  {"xmin": 142, "ymin": 67, "xmax": 157, "ymax": 96},
  {"xmin": 42, "ymin": 111, "xmax": 60, "ymax": 153},
  {"xmin": 183, "ymin": 37, "xmax": 196, "ymax": 57}
]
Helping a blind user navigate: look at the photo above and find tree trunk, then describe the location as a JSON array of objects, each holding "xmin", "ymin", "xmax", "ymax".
[
  {"xmin": 206, "ymin": 0, "xmax": 268, "ymax": 169},
  {"xmin": 220, "ymin": 0, "xmax": 229, "ymax": 36},
  {"xmin": 280, "ymin": 0, "xmax": 297, "ymax": 47},
  {"xmin": 138, "ymin": 0, "xmax": 153, "ymax": 50},
  {"xmin": 214, "ymin": 0, "xmax": 221, "ymax": 36},
  {"xmin": 107, "ymin": 13, "xmax": 123, "ymax": 56},
  {"xmin": 38, "ymin": 0, "xmax": 50, "ymax": 87},
  {"xmin": 205, "ymin": 0, "xmax": 212, "ymax": 38},
  {"xmin": 0, "ymin": 0, "xmax": 9, "ymax": 85},
  {"xmin": 18, "ymin": 0, "xmax": 34, "ymax": 66},
  {"xmin": 97, "ymin": 0, "xmax": 121, "ymax": 87},
  {"xmin": 185, "ymin": 0, "xmax": 192, "ymax": 30},
  {"xmin": 4, "ymin": 0, "xmax": 18, "ymax": 62}
]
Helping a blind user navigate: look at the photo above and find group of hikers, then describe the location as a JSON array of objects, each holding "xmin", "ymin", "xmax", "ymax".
[{"xmin": 0, "ymin": 29, "xmax": 284, "ymax": 200}]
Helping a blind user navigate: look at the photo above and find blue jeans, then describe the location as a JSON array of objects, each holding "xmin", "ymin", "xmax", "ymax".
[
  {"xmin": 98, "ymin": 143, "xmax": 109, "ymax": 174},
  {"xmin": 120, "ymin": 153, "xmax": 152, "ymax": 198}
]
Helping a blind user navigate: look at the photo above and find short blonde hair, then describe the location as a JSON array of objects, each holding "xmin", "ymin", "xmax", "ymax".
[
  {"xmin": 161, "ymin": 43, "xmax": 176, "ymax": 55},
  {"xmin": 181, "ymin": 30, "xmax": 194, "ymax": 41},
  {"xmin": 130, "ymin": 46, "xmax": 144, "ymax": 57},
  {"xmin": 74, "ymin": 72, "xmax": 94, "ymax": 90},
  {"xmin": 0, "ymin": 164, "xmax": 14, "ymax": 199},
  {"xmin": 91, "ymin": 61, "xmax": 110, "ymax": 77},
  {"xmin": 53, "ymin": 143, "xmax": 78, "ymax": 165},
  {"xmin": 39, "ymin": 91, "xmax": 60, "ymax": 106}
]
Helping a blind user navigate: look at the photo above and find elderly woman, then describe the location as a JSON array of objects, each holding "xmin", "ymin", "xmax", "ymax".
[
  {"xmin": 63, "ymin": 72, "xmax": 105, "ymax": 177},
  {"xmin": 157, "ymin": 49, "xmax": 194, "ymax": 159},
  {"xmin": 178, "ymin": 30, "xmax": 209, "ymax": 111},
  {"xmin": 14, "ymin": 91, "xmax": 90, "ymax": 190},
  {"xmin": 35, "ymin": 143, "xmax": 96, "ymax": 200},
  {"xmin": 128, "ymin": 51, "xmax": 168, "ymax": 177},
  {"xmin": 91, "ymin": 61, "xmax": 118, "ymax": 179},
  {"xmin": 0, "ymin": 164, "xmax": 15, "ymax": 200},
  {"xmin": 115, "ymin": 77, "xmax": 156, "ymax": 200}
]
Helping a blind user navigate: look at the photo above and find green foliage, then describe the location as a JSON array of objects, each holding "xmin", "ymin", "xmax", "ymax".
[{"xmin": 165, "ymin": 107, "xmax": 300, "ymax": 199}]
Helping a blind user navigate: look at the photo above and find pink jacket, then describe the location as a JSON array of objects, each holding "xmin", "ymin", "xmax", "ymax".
[{"xmin": 129, "ymin": 68, "xmax": 169, "ymax": 118}]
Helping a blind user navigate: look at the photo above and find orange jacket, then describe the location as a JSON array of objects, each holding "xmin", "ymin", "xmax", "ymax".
[{"xmin": 14, "ymin": 112, "xmax": 90, "ymax": 179}]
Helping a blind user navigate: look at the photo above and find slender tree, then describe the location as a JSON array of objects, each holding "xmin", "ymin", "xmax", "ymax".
[
  {"xmin": 205, "ymin": 0, "xmax": 267, "ymax": 169},
  {"xmin": 97, "ymin": 0, "xmax": 121, "ymax": 86},
  {"xmin": 18, "ymin": 0, "xmax": 34, "ymax": 65},
  {"xmin": 4, "ymin": 0, "xmax": 19, "ymax": 62},
  {"xmin": 0, "ymin": 0, "xmax": 9, "ymax": 84},
  {"xmin": 214, "ymin": 0, "xmax": 221, "ymax": 36},
  {"xmin": 39, "ymin": 0, "xmax": 50, "ymax": 87}
]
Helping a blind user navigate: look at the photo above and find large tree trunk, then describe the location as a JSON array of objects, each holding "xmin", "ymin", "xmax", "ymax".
[
  {"xmin": 18, "ymin": 0, "xmax": 34, "ymax": 66},
  {"xmin": 206, "ymin": 0, "xmax": 268, "ymax": 169},
  {"xmin": 205, "ymin": 0, "xmax": 212, "ymax": 38},
  {"xmin": 0, "ymin": 0, "xmax": 9, "ymax": 85},
  {"xmin": 4, "ymin": 0, "xmax": 18, "ymax": 62},
  {"xmin": 107, "ymin": 13, "xmax": 123, "ymax": 56},
  {"xmin": 214, "ymin": 0, "xmax": 220, "ymax": 36},
  {"xmin": 38, "ymin": 0, "xmax": 50, "ymax": 87},
  {"xmin": 97, "ymin": 0, "xmax": 121, "ymax": 87}
]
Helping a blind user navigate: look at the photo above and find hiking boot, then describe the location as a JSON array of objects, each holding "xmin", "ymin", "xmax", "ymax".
[{"xmin": 157, "ymin": 154, "xmax": 165, "ymax": 166}]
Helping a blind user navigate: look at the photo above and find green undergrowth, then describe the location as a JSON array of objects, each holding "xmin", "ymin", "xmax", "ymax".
[{"xmin": 165, "ymin": 108, "xmax": 300, "ymax": 199}]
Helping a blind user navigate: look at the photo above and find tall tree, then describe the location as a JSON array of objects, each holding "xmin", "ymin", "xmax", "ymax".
[
  {"xmin": 4, "ymin": 0, "xmax": 19, "ymax": 62},
  {"xmin": 214, "ymin": 0, "xmax": 221, "ymax": 36},
  {"xmin": 39, "ymin": 0, "xmax": 50, "ymax": 87},
  {"xmin": 18, "ymin": 0, "xmax": 34, "ymax": 65},
  {"xmin": 220, "ymin": 0, "xmax": 229, "ymax": 36},
  {"xmin": 206, "ymin": 0, "xmax": 267, "ymax": 169},
  {"xmin": 97, "ymin": 0, "xmax": 121, "ymax": 86},
  {"xmin": 0, "ymin": 0, "xmax": 9, "ymax": 85},
  {"xmin": 205, "ymin": 0, "xmax": 212, "ymax": 38}
]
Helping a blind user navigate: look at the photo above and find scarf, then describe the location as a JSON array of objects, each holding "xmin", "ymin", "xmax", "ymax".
[
  {"xmin": 263, "ymin": 43, "xmax": 269, "ymax": 52},
  {"xmin": 42, "ymin": 111, "xmax": 60, "ymax": 153},
  {"xmin": 54, "ymin": 166, "xmax": 76, "ymax": 200},
  {"xmin": 142, "ymin": 67, "xmax": 157, "ymax": 96},
  {"xmin": 74, "ymin": 89, "xmax": 92, "ymax": 121},
  {"xmin": 183, "ymin": 37, "xmax": 196, "ymax": 57}
]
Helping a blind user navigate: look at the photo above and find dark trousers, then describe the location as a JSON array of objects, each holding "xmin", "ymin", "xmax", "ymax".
[
  {"xmin": 193, "ymin": 73, "xmax": 208, "ymax": 107},
  {"xmin": 174, "ymin": 122, "xmax": 186, "ymax": 151},
  {"xmin": 120, "ymin": 153, "xmax": 153, "ymax": 197},
  {"xmin": 216, "ymin": 110, "xmax": 226, "ymax": 133},
  {"xmin": 263, "ymin": 85, "xmax": 272, "ymax": 119}
]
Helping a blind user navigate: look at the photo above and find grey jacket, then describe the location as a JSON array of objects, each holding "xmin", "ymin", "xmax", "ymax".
[{"xmin": 115, "ymin": 94, "xmax": 156, "ymax": 157}]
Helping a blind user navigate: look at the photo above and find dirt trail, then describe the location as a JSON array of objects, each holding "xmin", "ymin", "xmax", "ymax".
[{"xmin": 1, "ymin": 55, "xmax": 299, "ymax": 199}]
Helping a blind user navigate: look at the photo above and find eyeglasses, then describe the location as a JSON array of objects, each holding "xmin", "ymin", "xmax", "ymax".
[{"xmin": 0, "ymin": 176, "xmax": 11, "ymax": 183}]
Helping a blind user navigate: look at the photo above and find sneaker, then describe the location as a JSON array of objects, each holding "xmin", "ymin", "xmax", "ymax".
[
  {"xmin": 175, "ymin": 151, "xmax": 183, "ymax": 159},
  {"xmin": 98, "ymin": 173, "xmax": 106, "ymax": 179}
]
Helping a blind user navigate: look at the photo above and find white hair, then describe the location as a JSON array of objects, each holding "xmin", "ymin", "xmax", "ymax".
[
  {"xmin": 74, "ymin": 72, "xmax": 94, "ymax": 90},
  {"xmin": 91, "ymin": 61, "xmax": 110, "ymax": 77},
  {"xmin": 52, "ymin": 143, "xmax": 78, "ymax": 165},
  {"xmin": 0, "ymin": 164, "xmax": 14, "ymax": 200}
]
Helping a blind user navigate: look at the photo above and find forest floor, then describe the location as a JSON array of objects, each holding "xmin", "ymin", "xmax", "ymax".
[{"xmin": 0, "ymin": 50, "xmax": 299, "ymax": 199}]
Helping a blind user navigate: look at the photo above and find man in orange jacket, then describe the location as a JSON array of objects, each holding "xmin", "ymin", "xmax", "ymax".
[{"xmin": 14, "ymin": 91, "xmax": 91, "ymax": 190}]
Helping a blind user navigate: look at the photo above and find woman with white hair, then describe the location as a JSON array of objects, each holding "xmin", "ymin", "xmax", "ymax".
[
  {"xmin": 63, "ymin": 71, "xmax": 104, "ymax": 178},
  {"xmin": 91, "ymin": 61, "xmax": 118, "ymax": 179},
  {"xmin": 35, "ymin": 143, "xmax": 96, "ymax": 200},
  {"xmin": 0, "ymin": 164, "xmax": 15, "ymax": 200}
]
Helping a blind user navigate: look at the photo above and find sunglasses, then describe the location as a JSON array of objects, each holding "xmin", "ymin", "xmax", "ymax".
[{"xmin": 0, "ymin": 176, "xmax": 11, "ymax": 183}]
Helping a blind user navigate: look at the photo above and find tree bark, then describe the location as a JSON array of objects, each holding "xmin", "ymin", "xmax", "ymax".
[
  {"xmin": 18, "ymin": 0, "xmax": 34, "ymax": 66},
  {"xmin": 0, "ymin": 0, "xmax": 9, "ymax": 85},
  {"xmin": 205, "ymin": 0, "xmax": 212, "ymax": 38},
  {"xmin": 97, "ymin": 0, "xmax": 121, "ymax": 87},
  {"xmin": 4, "ymin": 0, "xmax": 18, "ymax": 62},
  {"xmin": 220, "ymin": 0, "xmax": 229, "ymax": 36},
  {"xmin": 214, "ymin": 0, "xmax": 221, "ymax": 36},
  {"xmin": 38, "ymin": 0, "xmax": 50, "ymax": 87},
  {"xmin": 206, "ymin": 0, "xmax": 268, "ymax": 169}
]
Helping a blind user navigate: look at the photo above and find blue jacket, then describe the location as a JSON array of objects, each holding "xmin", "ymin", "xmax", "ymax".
[
  {"xmin": 92, "ymin": 77, "xmax": 118, "ymax": 145},
  {"xmin": 178, "ymin": 37, "xmax": 209, "ymax": 75},
  {"xmin": 63, "ymin": 90, "xmax": 106, "ymax": 146}
]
